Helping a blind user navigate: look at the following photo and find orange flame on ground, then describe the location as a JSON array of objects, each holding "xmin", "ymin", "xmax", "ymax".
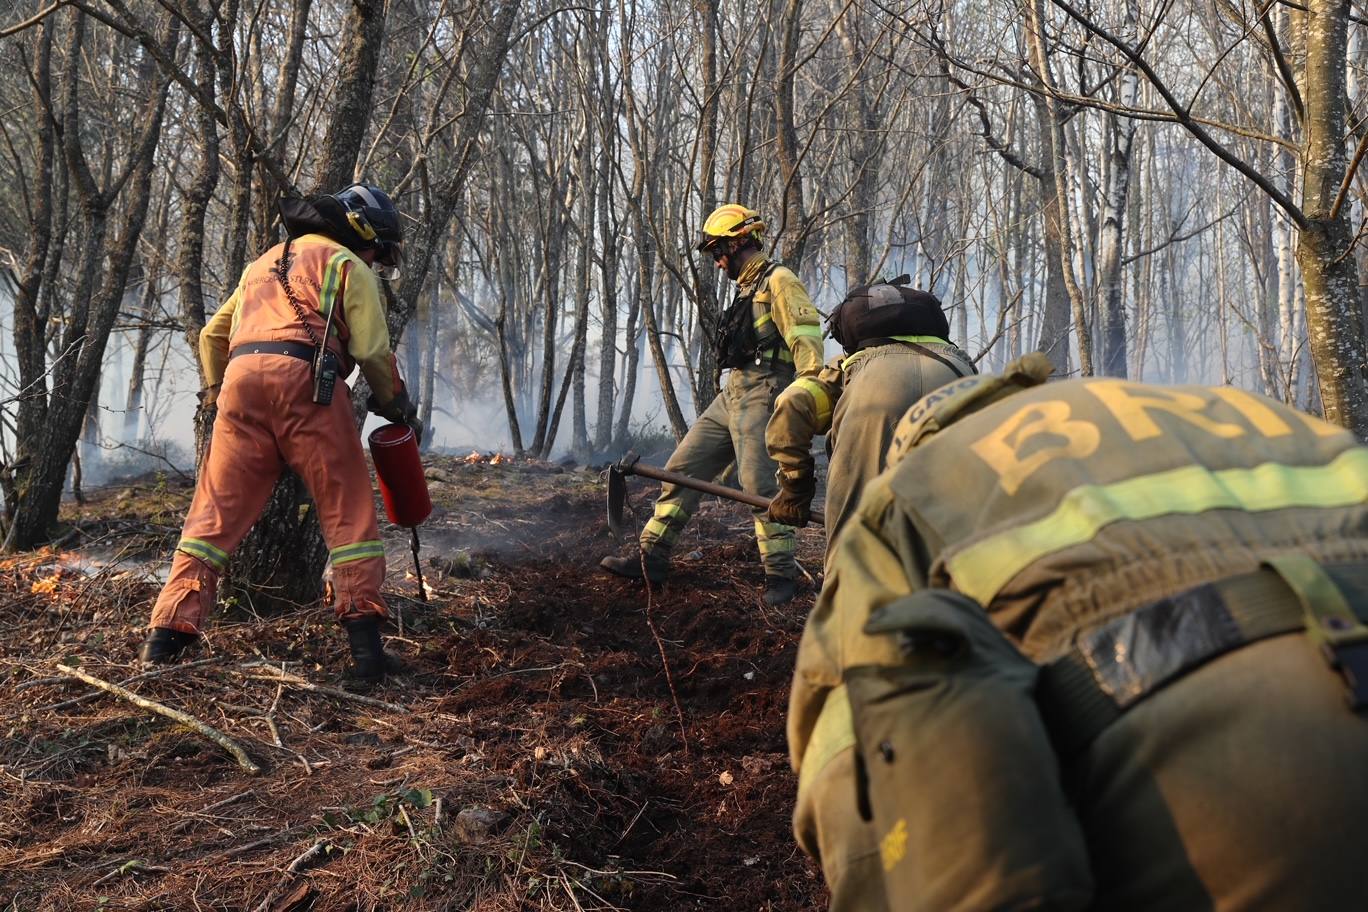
[
  {"xmin": 30, "ymin": 572, "xmax": 61, "ymax": 595},
  {"xmin": 462, "ymin": 451, "xmax": 513, "ymax": 465}
]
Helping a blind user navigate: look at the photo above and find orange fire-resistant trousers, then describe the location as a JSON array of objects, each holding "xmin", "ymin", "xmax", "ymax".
[{"xmin": 148, "ymin": 353, "xmax": 387, "ymax": 634}]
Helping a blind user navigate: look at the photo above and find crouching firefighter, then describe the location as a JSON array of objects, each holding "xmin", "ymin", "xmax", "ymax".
[
  {"xmin": 138, "ymin": 183, "xmax": 422, "ymax": 683},
  {"xmin": 600, "ymin": 204, "xmax": 824, "ymax": 607},
  {"xmin": 791, "ymin": 353, "xmax": 1368, "ymax": 910},
  {"xmin": 766, "ymin": 276, "xmax": 973, "ymax": 562}
]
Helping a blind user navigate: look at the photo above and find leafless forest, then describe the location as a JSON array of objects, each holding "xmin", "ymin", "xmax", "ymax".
[
  {"xmin": 4, "ymin": 0, "xmax": 1368, "ymax": 550},
  {"xmin": 1, "ymin": 0, "xmax": 1368, "ymax": 907}
]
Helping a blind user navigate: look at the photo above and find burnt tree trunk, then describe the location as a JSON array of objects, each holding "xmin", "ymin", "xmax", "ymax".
[
  {"xmin": 3, "ymin": 21, "xmax": 56, "ymax": 534},
  {"xmin": 5, "ymin": 10, "xmax": 173, "ymax": 551}
]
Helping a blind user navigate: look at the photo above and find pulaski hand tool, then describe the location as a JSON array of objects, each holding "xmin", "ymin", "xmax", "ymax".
[{"xmin": 607, "ymin": 450, "xmax": 824, "ymax": 538}]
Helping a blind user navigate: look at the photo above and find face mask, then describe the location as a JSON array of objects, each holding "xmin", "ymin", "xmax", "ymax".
[{"xmin": 374, "ymin": 263, "xmax": 401, "ymax": 282}]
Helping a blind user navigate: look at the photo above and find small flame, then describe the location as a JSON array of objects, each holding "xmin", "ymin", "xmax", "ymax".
[
  {"xmin": 462, "ymin": 450, "xmax": 512, "ymax": 465},
  {"xmin": 30, "ymin": 572, "xmax": 61, "ymax": 595}
]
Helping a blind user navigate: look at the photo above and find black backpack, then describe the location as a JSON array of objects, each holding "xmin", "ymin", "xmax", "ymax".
[{"xmin": 829, "ymin": 275, "xmax": 950, "ymax": 354}]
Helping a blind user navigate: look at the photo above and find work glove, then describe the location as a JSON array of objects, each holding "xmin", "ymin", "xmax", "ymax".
[
  {"xmin": 368, "ymin": 389, "xmax": 423, "ymax": 438},
  {"xmin": 768, "ymin": 470, "xmax": 815, "ymax": 528},
  {"xmin": 197, "ymin": 384, "xmax": 221, "ymax": 411}
]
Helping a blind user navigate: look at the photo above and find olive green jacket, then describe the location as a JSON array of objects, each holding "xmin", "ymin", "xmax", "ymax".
[{"xmin": 791, "ymin": 359, "xmax": 1368, "ymax": 776}]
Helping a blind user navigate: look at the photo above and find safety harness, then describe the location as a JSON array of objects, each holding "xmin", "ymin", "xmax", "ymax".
[{"xmin": 716, "ymin": 262, "xmax": 789, "ymax": 370}]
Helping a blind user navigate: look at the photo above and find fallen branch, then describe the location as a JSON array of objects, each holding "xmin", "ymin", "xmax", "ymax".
[
  {"xmin": 55, "ymin": 664, "xmax": 261, "ymax": 774},
  {"xmin": 28, "ymin": 658, "xmax": 221, "ymax": 713},
  {"xmin": 238, "ymin": 663, "xmax": 408, "ymax": 714}
]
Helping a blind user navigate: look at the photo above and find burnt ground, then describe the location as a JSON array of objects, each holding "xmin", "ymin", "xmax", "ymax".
[{"xmin": 0, "ymin": 455, "xmax": 828, "ymax": 910}]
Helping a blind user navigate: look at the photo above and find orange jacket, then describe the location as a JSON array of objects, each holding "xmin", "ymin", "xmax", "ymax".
[{"xmin": 199, "ymin": 233, "xmax": 402, "ymax": 404}]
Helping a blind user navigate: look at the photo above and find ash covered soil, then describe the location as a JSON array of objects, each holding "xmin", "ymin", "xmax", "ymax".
[{"xmin": 0, "ymin": 455, "xmax": 827, "ymax": 910}]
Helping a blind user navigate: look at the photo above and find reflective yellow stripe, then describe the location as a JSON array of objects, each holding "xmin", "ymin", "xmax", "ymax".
[
  {"xmin": 644, "ymin": 518, "xmax": 677, "ymax": 541},
  {"xmin": 754, "ymin": 313, "xmax": 774, "ymax": 330},
  {"xmin": 793, "ymin": 378, "xmax": 833, "ymax": 427},
  {"xmin": 653, "ymin": 503, "xmax": 688, "ymax": 522},
  {"xmin": 331, "ymin": 540, "xmax": 385, "ymax": 565},
  {"xmin": 320, "ymin": 252, "xmax": 349, "ymax": 337},
  {"xmin": 798, "ymin": 685, "xmax": 854, "ymax": 795},
  {"xmin": 178, "ymin": 537, "xmax": 228, "ymax": 571},
  {"xmin": 785, "ymin": 323, "xmax": 824, "ymax": 346},
  {"xmin": 758, "ymin": 536, "xmax": 797, "ymax": 555},
  {"xmin": 948, "ymin": 449, "xmax": 1368, "ymax": 605},
  {"xmin": 888, "ymin": 334, "xmax": 949, "ymax": 345},
  {"xmin": 755, "ymin": 518, "xmax": 794, "ymax": 538}
]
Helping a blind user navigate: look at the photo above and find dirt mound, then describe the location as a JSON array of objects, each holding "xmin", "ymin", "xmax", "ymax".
[{"xmin": 0, "ymin": 457, "xmax": 827, "ymax": 909}]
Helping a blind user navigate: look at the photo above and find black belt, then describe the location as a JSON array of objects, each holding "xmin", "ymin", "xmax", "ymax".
[
  {"xmin": 1038, "ymin": 559, "xmax": 1368, "ymax": 757},
  {"xmin": 229, "ymin": 340, "xmax": 316, "ymax": 362}
]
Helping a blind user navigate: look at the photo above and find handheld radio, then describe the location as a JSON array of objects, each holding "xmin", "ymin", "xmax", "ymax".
[{"xmin": 312, "ymin": 294, "xmax": 339, "ymax": 405}]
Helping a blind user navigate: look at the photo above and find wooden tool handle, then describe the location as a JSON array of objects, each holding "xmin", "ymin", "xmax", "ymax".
[{"xmin": 626, "ymin": 461, "xmax": 826, "ymax": 527}]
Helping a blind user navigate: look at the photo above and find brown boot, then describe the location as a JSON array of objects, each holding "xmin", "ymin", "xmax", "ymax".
[{"xmin": 599, "ymin": 549, "xmax": 669, "ymax": 584}]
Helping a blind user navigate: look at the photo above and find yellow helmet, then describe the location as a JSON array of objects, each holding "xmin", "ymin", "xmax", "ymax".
[{"xmin": 696, "ymin": 203, "xmax": 766, "ymax": 252}]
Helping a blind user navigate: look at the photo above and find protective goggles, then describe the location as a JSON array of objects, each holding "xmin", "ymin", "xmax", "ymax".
[{"xmin": 374, "ymin": 240, "xmax": 403, "ymax": 281}]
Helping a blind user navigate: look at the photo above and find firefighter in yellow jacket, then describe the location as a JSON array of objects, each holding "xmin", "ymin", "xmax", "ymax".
[
  {"xmin": 792, "ymin": 353, "xmax": 1368, "ymax": 910},
  {"xmin": 766, "ymin": 278, "xmax": 973, "ymax": 559},
  {"xmin": 138, "ymin": 184, "xmax": 420, "ymax": 682},
  {"xmin": 600, "ymin": 204, "xmax": 823, "ymax": 606}
]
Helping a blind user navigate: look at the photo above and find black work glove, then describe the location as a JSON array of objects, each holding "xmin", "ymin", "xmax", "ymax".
[
  {"xmin": 768, "ymin": 471, "xmax": 815, "ymax": 528},
  {"xmin": 368, "ymin": 389, "xmax": 422, "ymax": 437},
  {"xmin": 197, "ymin": 384, "xmax": 221, "ymax": 411}
]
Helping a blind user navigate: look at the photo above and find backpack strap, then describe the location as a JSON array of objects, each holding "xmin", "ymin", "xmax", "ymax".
[{"xmin": 854, "ymin": 335, "xmax": 977, "ymax": 378}]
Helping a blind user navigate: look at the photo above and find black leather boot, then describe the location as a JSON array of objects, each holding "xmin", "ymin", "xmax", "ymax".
[
  {"xmin": 599, "ymin": 549, "xmax": 669, "ymax": 583},
  {"xmin": 762, "ymin": 575, "xmax": 799, "ymax": 607},
  {"xmin": 344, "ymin": 616, "xmax": 402, "ymax": 684},
  {"xmin": 138, "ymin": 628, "xmax": 198, "ymax": 664}
]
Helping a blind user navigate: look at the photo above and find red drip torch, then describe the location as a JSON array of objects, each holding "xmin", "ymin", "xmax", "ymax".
[{"xmin": 368, "ymin": 423, "xmax": 433, "ymax": 601}]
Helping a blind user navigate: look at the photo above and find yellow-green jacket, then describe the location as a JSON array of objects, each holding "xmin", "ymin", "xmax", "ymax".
[
  {"xmin": 767, "ymin": 339, "xmax": 972, "ymax": 551},
  {"xmin": 734, "ymin": 256, "xmax": 823, "ymax": 377},
  {"xmin": 791, "ymin": 360, "xmax": 1368, "ymax": 777}
]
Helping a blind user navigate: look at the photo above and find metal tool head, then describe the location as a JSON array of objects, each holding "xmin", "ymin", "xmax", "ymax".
[
  {"xmin": 615, "ymin": 450, "xmax": 642, "ymax": 475},
  {"xmin": 607, "ymin": 465, "xmax": 628, "ymax": 539}
]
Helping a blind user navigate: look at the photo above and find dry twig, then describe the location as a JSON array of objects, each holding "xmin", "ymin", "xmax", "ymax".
[
  {"xmin": 238, "ymin": 663, "xmax": 408, "ymax": 714},
  {"xmin": 90, "ymin": 859, "xmax": 172, "ymax": 887},
  {"xmin": 55, "ymin": 664, "xmax": 261, "ymax": 774},
  {"xmin": 251, "ymin": 841, "xmax": 331, "ymax": 912}
]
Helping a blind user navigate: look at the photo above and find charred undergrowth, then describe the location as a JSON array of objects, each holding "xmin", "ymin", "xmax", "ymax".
[{"xmin": 0, "ymin": 456, "xmax": 826, "ymax": 910}]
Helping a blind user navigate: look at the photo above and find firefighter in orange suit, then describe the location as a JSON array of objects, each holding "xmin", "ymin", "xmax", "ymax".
[{"xmin": 138, "ymin": 183, "xmax": 420, "ymax": 682}]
